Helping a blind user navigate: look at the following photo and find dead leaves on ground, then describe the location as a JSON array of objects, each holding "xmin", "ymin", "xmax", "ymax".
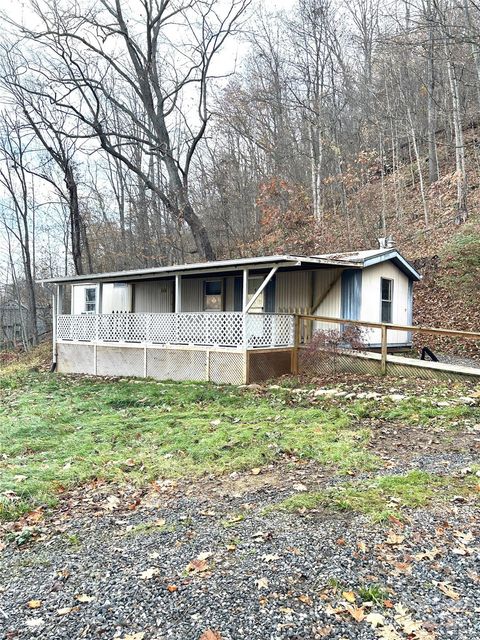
[{"xmin": 199, "ymin": 630, "xmax": 222, "ymax": 640}]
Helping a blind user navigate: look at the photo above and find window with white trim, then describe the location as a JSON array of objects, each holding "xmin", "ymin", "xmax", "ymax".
[
  {"xmin": 85, "ymin": 287, "xmax": 97, "ymax": 313},
  {"xmin": 380, "ymin": 278, "xmax": 393, "ymax": 323}
]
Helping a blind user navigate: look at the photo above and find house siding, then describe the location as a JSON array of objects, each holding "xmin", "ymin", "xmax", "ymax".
[
  {"xmin": 276, "ymin": 271, "xmax": 312, "ymax": 313},
  {"xmin": 134, "ymin": 281, "xmax": 173, "ymax": 313},
  {"xmin": 360, "ymin": 261, "xmax": 410, "ymax": 345}
]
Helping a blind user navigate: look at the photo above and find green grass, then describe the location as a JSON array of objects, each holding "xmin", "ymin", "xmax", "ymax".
[
  {"xmin": 274, "ymin": 471, "xmax": 479, "ymax": 521},
  {"xmin": 0, "ymin": 371, "xmax": 380, "ymax": 520}
]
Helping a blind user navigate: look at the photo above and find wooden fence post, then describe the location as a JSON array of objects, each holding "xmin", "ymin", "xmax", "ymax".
[
  {"xmin": 292, "ymin": 315, "xmax": 301, "ymax": 375},
  {"xmin": 381, "ymin": 324, "xmax": 388, "ymax": 375}
]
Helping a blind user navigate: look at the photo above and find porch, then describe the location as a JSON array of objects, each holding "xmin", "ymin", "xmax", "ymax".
[{"xmin": 56, "ymin": 311, "xmax": 296, "ymax": 349}]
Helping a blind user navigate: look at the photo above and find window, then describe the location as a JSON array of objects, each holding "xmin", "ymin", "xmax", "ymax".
[
  {"xmin": 203, "ymin": 280, "xmax": 223, "ymax": 311},
  {"xmin": 247, "ymin": 277, "xmax": 264, "ymax": 312},
  {"xmin": 380, "ymin": 278, "xmax": 393, "ymax": 323},
  {"xmin": 85, "ymin": 287, "xmax": 97, "ymax": 313}
]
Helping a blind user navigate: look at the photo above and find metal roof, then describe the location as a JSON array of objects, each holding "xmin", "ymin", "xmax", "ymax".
[
  {"xmin": 38, "ymin": 249, "xmax": 420, "ymax": 285},
  {"xmin": 314, "ymin": 249, "xmax": 421, "ymax": 280}
]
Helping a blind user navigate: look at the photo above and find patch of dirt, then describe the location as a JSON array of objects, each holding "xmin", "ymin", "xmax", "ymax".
[{"xmin": 366, "ymin": 420, "xmax": 480, "ymax": 462}]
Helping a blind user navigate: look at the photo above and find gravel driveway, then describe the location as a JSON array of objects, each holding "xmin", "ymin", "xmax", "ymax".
[{"xmin": 1, "ymin": 452, "xmax": 479, "ymax": 640}]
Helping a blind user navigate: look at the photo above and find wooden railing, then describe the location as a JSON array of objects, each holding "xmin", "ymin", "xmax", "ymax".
[{"xmin": 295, "ymin": 314, "xmax": 480, "ymax": 375}]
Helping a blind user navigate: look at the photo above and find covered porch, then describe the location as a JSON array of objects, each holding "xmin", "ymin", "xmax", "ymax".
[{"xmin": 56, "ymin": 311, "xmax": 295, "ymax": 349}]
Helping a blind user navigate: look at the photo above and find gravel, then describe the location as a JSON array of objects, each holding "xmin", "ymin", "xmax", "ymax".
[{"xmin": 1, "ymin": 455, "xmax": 479, "ymax": 640}]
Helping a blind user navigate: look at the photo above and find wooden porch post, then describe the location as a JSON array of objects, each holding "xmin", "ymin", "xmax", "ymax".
[
  {"xmin": 175, "ymin": 275, "xmax": 182, "ymax": 313},
  {"xmin": 381, "ymin": 324, "xmax": 388, "ymax": 375}
]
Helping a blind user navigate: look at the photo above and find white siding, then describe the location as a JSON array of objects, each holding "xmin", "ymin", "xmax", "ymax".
[
  {"xmin": 134, "ymin": 281, "xmax": 173, "ymax": 313},
  {"xmin": 360, "ymin": 262, "xmax": 410, "ymax": 345}
]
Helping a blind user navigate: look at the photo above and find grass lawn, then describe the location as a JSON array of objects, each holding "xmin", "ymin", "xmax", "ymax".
[
  {"xmin": 0, "ymin": 371, "xmax": 378, "ymax": 520},
  {"xmin": 1, "ymin": 366, "xmax": 478, "ymax": 521}
]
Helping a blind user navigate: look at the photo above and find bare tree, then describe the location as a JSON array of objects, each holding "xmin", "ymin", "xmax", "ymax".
[{"xmin": 8, "ymin": 0, "xmax": 250, "ymax": 261}]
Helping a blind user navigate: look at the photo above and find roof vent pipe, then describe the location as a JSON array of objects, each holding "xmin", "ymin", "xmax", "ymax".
[{"xmin": 378, "ymin": 235, "xmax": 395, "ymax": 249}]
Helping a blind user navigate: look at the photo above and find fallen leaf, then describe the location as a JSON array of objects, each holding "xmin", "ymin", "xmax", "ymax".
[
  {"xmin": 293, "ymin": 482, "xmax": 308, "ymax": 491},
  {"xmin": 262, "ymin": 554, "xmax": 280, "ymax": 563},
  {"xmin": 57, "ymin": 607, "xmax": 76, "ymax": 615},
  {"xmin": 140, "ymin": 567, "xmax": 160, "ymax": 580},
  {"xmin": 226, "ymin": 544, "xmax": 236, "ymax": 552},
  {"xmin": 342, "ymin": 590, "xmax": 356, "ymax": 603},
  {"xmin": 279, "ymin": 606, "xmax": 294, "ymax": 614},
  {"xmin": 105, "ymin": 495, "xmax": 120, "ymax": 511},
  {"xmin": 365, "ymin": 612, "xmax": 385, "ymax": 628},
  {"xmin": 186, "ymin": 559, "xmax": 209, "ymax": 573},
  {"xmin": 167, "ymin": 585, "xmax": 178, "ymax": 592},
  {"xmin": 196, "ymin": 551, "xmax": 214, "ymax": 561},
  {"xmin": 27, "ymin": 600, "xmax": 41, "ymax": 609},
  {"xmin": 386, "ymin": 533, "xmax": 405, "ymax": 545},
  {"xmin": 199, "ymin": 630, "xmax": 222, "ymax": 640},
  {"xmin": 75, "ymin": 594, "xmax": 95, "ymax": 603},
  {"xmin": 434, "ymin": 581, "xmax": 461, "ymax": 601},
  {"xmin": 345, "ymin": 604, "xmax": 365, "ymax": 622},
  {"xmin": 251, "ymin": 467, "xmax": 261, "ymax": 475},
  {"xmin": 357, "ymin": 540, "xmax": 367, "ymax": 553},
  {"xmin": 414, "ymin": 547, "xmax": 441, "ymax": 561},
  {"xmin": 25, "ymin": 618, "xmax": 44, "ymax": 629},
  {"xmin": 377, "ymin": 624, "xmax": 403, "ymax": 640},
  {"xmin": 298, "ymin": 594, "xmax": 312, "ymax": 605},
  {"xmin": 121, "ymin": 634, "xmax": 146, "ymax": 640},
  {"xmin": 256, "ymin": 577, "xmax": 269, "ymax": 589}
]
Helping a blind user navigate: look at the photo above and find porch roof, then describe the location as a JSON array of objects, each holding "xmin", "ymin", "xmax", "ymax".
[
  {"xmin": 38, "ymin": 254, "xmax": 355, "ymax": 285},
  {"xmin": 38, "ymin": 248, "xmax": 420, "ymax": 285}
]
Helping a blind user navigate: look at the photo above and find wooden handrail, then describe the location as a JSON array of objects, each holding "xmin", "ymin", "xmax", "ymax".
[{"xmin": 296, "ymin": 314, "xmax": 480, "ymax": 340}]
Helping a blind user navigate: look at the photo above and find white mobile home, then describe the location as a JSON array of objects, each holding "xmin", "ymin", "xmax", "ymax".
[{"xmin": 42, "ymin": 248, "xmax": 420, "ymax": 384}]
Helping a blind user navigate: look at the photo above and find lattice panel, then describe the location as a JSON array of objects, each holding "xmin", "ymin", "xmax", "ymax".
[
  {"xmin": 58, "ymin": 314, "xmax": 97, "ymax": 341},
  {"xmin": 58, "ymin": 312, "xmax": 248, "ymax": 346},
  {"xmin": 147, "ymin": 348, "xmax": 207, "ymax": 381},
  {"xmin": 96, "ymin": 346, "xmax": 144, "ymax": 377},
  {"xmin": 57, "ymin": 343, "xmax": 94, "ymax": 374},
  {"xmin": 209, "ymin": 351, "xmax": 246, "ymax": 385},
  {"xmin": 97, "ymin": 314, "xmax": 148, "ymax": 343},
  {"xmin": 248, "ymin": 349, "xmax": 293, "ymax": 383},
  {"xmin": 245, "ymin": 313, "xmax": 295, "ymax": 348}
]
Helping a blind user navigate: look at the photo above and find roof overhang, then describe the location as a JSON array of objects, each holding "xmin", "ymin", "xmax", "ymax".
[
  {"xmin": 361, "ymin": 250, "xmax": 421, "ymax": 281},
  {"xmin": 37, "ymin": 249, "xmax": 420, "ymax": 285},
  {"xmin": 38, "ymin": 254, "xmax": 357, "ymax": 286}
]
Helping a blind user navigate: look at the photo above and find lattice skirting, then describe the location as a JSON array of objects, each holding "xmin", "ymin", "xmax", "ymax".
[{"xmin": 56, "ymin": 342, "xmax": 248, "ymax": 384}]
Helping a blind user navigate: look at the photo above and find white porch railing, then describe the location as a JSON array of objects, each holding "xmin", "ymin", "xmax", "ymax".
[{"xmin": 56, "ymin": 312, "xmax": 295, "ymax": 349}]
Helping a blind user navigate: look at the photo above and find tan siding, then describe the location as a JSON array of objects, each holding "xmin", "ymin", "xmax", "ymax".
[
  {"xmin": 314, "ymin": 271, "xmax": 342, "ymax": 331},
  {"xmin": 134, "ymin": 281, "xmax": 173, "ymax": 313},
  {"xmin": 276, "ymin": 271, "xmax": 312, "ymax": 313},
  {"xmin": 181, "ymin": 278, "xmax": 203, "ymax": 311},
  {"xmin": 225, "ymin": 277, "xmax": 235, "ymax": 311}
]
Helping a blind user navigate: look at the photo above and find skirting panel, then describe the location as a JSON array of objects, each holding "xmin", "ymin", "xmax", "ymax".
[
  {"xmin": 57, "ymin": 343, "xmax": 94, "ymax": 375},
  {"xmin": 248, "ymin": 349, "xmax": 293, "ymax": 383},
  {"xmin": 96, "ymin": 346, "xmax": 144, "ymax": 377},
  {"xmin": 147, "ymin": 349, "xmax": 207, "ymax": 382},
  {"xmin": 209, "ymin": 351, "xmax": 246, "ymax": 385}
]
